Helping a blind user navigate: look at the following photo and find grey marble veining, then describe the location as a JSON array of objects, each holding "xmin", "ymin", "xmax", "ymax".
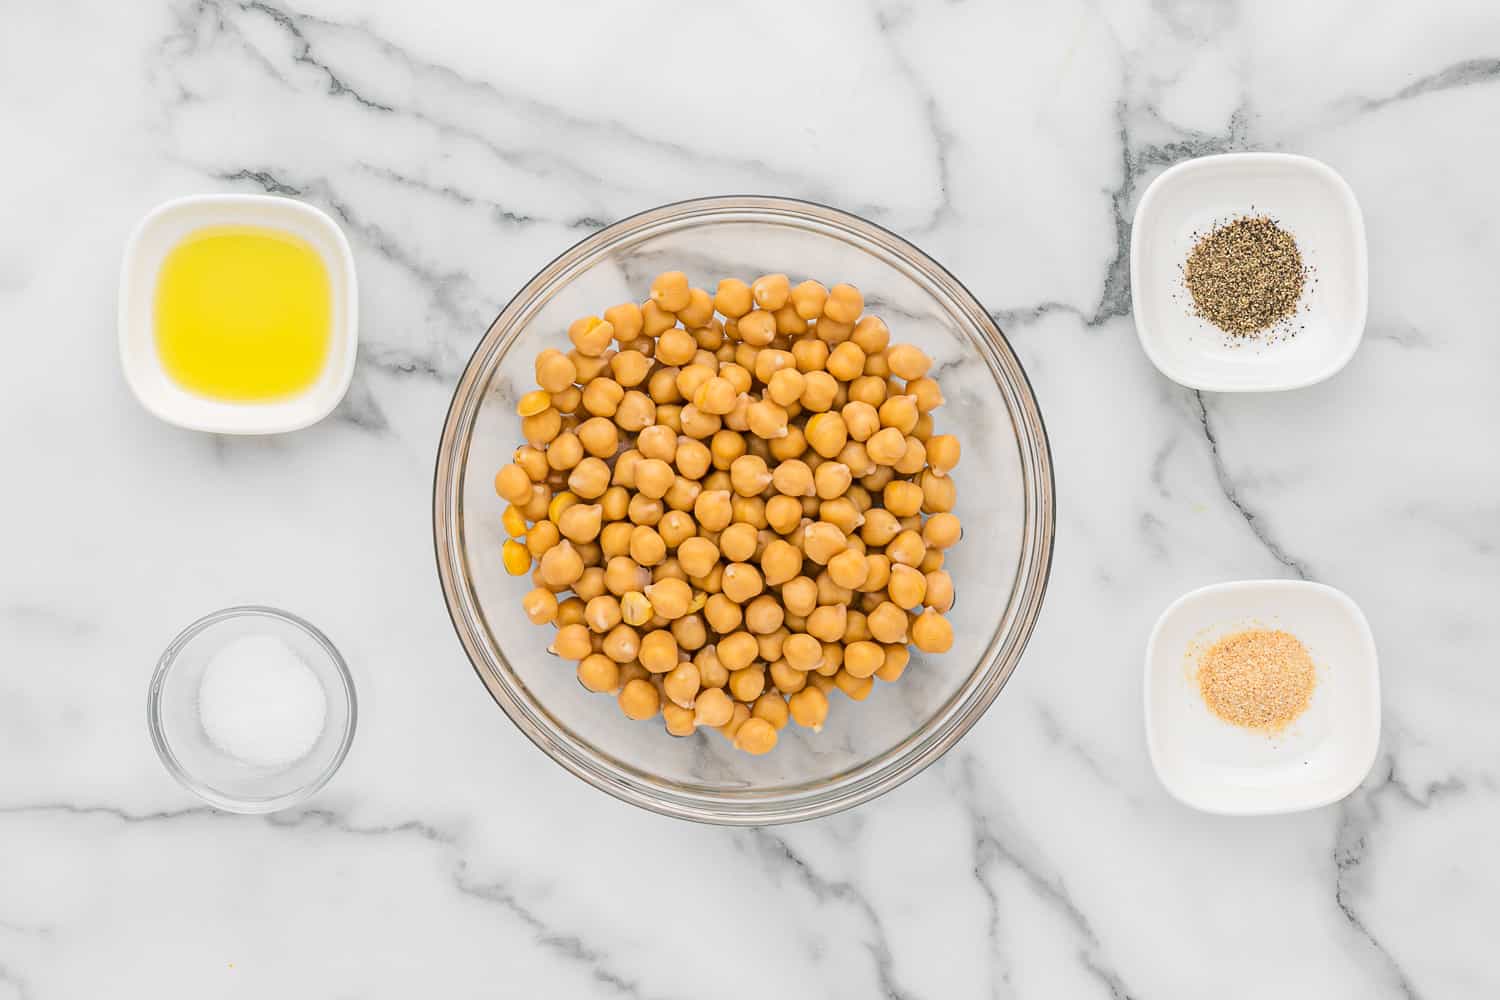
[{"xmin": 2, "ymin": 0, "xmax": 1498, "ymax": 996}]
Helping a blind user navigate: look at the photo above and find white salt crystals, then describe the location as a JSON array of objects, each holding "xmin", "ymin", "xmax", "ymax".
[{"xmin": 198, "ymin": 633, "xmax": 327, "ymax": 767}]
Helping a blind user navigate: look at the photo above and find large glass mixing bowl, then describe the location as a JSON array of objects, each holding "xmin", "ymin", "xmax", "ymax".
[{"xmin": 433, "ymin": 197, "xmax": 1053, "ymax": 824}]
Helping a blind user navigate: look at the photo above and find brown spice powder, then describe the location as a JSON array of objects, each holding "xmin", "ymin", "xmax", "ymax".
[
  {"xmin": 1197, "ymin": 628, "xmax": 1316, "ymax": 732},
  {"xmin": 1183, "ymin": 215, "xmax": 1307, "ymax": 336}
]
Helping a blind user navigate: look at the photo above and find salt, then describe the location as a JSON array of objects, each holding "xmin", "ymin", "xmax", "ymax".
[{"xmin": 198, "ymin": 633, "xmax": 327, "ymax": 767}]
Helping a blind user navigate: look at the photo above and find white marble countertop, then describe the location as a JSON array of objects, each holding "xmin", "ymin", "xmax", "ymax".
[{"xmin": 4, "ymin": 1, "xmax": 1497, "ymax": 996}]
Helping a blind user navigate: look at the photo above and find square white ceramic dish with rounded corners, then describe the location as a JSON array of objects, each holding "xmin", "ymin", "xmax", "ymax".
[
  {"xmin": 1145, "ymin": 579, "xmax": 1380, "ymax": 815},
  {"xmin": 1130, "ymin": 153, "xmax": 1367, "ymax": 392},
  {"xmin": 119, "ymin": 193, "xmax": 358, "ymax": 434}
]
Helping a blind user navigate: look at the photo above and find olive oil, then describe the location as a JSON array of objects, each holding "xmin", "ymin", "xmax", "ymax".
[{"xmin": 154, "ymin": 225, "xmax": 332, "ymax": 401}]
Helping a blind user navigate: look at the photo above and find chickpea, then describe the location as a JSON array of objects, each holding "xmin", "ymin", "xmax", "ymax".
[
  {"xmin": 572, "ymin": 317, "xmax": 617, "ymax": 357},
  {"xmin": 693, "ymin": 490, "xmax": 733, "ymax": 532},
  {"xmin": 926, "ymin": 434, "xmax": 960, "ymax": 475},
  {"xmin": 765, "ymin": 459, "xmax": 809, "ymax": 498},
  {"xmin": 848, "ymin": 375, "xmax": 888, "ymax": 409},
  {"xmin": 558, "ymin": 457, "xmax": 603, "ymax": 499},
  {"xmin": 732, "ymin": 309, "xmax": 773, "ymax": 348},
  {"xmin": 887, "ymin": 563, "xmax": 928, "ymax": 608},
  {"xmin": 713, "ymin": 278, "xmax": 753, "ymax": 318},
  {"xmin": 626, "ymin": 493, "xmax": 663, "ymax": 527},
  {"xmin": 578, "ymin": 377, "xmax": 624, "ymax": 420},
  {"xmin": 538, "ymin": 540, "xmax": 583, "ymax": 589},
  {"xmin": 638, "ymin": 629, "xmax": 678, "ymax": 673},
  {"xmin": 770, "ymin": 576, "xmax": 812, "ymax": 619},
  {"xmin": 751, "ymin": 273, "xmax": 790, "ymax": 311},
  {"xmin": 920, "ymin": 469, "xmax": 957, "ymax": 514},
  {"xmin": 690, "ymin": 375, "xmax": 735, "ymax": 416},
  {"xmin": 532, "ymin": 352, "xmax": 578, "ymax": 399},
  {"xmin": 673, "ymin": 610, "xmax": 708, "ymax": 649},
  {"xmin": 742, "ymin": 398, "xmax": 786, "ymax": 439},
  {"xmin": 604, "ymin": 555, "xmax": 649, "ymax": 597},
  {"xmin": 760, "ymin": 495, "xmax": 799, "ymax": 535},
  {"xmin": 764, "ymin": 658, "xmax": 803, "ymax": 694},
  {"xmin": 644, "ymin": 577, "xmax": 693, "ymax": 620},
  {"xmin": 919, "ymin": 511, "xmax": 959, "ymax": 549},
  {"xmin": 883, "ymin": 480, "xmax": 924, "ymax": 518},
  {"xmin": 798, "ymin": 412, "xmax": 845, "ymax": 460},
  {"xmin": 625, "ymin": 524, "xmax": 665, "ymax": 566},
  {"xmin": 815, "ymin": 317, "xmax": 853, "ymax": 345},
  {"xmin": 703, "ymin": 593, "xmax": 743, "ymax": 635},
  {"xmin": 576, "ymin": 653, "xmax": 621, "ymax": 694},
  {"xmin": 728, "ymin": 664, "xmax": 766, "ymax": 702},
  {"xmin": 798, "ymin": 602, "xmax": 841, "ymax": 641},
  {"xmin": 810, "ymin": 462, "xmax": 850, "ymax": 501},
  {"xmin": 749, "ymin": 693, "xmax": 789, "ymax": 732},
  {"xmin": 757, "ymin": 368, "xmax": 801, "ymax": 410},
  {"xmin": 886, "ymin": 529, "xmax": 927, "ymax": 568},
  {"xmin": 742, "ymin": 594, "xmax": 785, "ymax": 635},
  {"xmin": 801, "ymin": 522, "xmax": 847, "ymax": 565},
  {"xmin": 494, "ymin": 464, "xmax": 532, "ymax": 505},
  {"xmin": 846, "ymin": 315, "xmax": 888, "ymax": 355},
  {"xmin": 825, "ymin": 547, "xmax": 869, "ymax": 591},
  {"xmin": 690, "ymin": 686, "xmax": 731, "ymax": 728},
  {"xmin": 731, "ymin": 716, "xmax": 776, "ymax": 754},
  {"xmin": 866, "ymin": 601, "xmax": 909, "ymax": 644},
  {"xmin": 886, "ymin": 343, "xmax": 932, "ymax": 381},
  {"xmin": 800, "ymin": 371, "xmax": 839, "ymax": 414},
  {"xmin": 827, "ymin": 342, "xmax": 866, "ymax": 382},
  {"xmin": 780, "ymin": 278, "xmax": 824, "ymax": 320},
  {"xmin": 550, "ymin": 622, "xmax": 592, "ymax": 660},
  {"xmin": 717, "ymin": 631, "xmax": 759, "ymax": 671},
  {"xmin": 833, "ymin": 669, "xmax": 874, "ymax": 701},
  {"xmin": 821, "ymin": 282, "xmax": 863, "ymax": 324},
  {"xmin": 865, "ymin": 426, "xmax": 906, "ymax": 466},
  {"xmin": 618, "ymin": 677, "xmax": 660, "ymax": 720},
  {"xmin": 660, "ymin": 660, "xmax": 700, "ymax": 709},
  {"xmin": 839, "ymin": 400, "xmax": 880, "ymax": 442},
  {"xmin": 550, "ymin": 501, "xmax": 598, "ymax": 544},
  {"xmin": 514, "ymin": 445, "xmax": 549, "ymax": 484},
  {"xmin": 554, "ymin": 596, "xmax": 586, "ymax": 628},
  {"xmin": 522, "ymin": 588, "xmax": 559, "ymax": 625},
  {"xmin": 721, "ymin": 455, "xmax": 765, "ymax": 497},
  {"xmin": 875, "ymin": 397, "xmax": 917, "ymax": 438},
  {"xmin": 911, "ymin": 608, "xmax": 953, "ymax": 653},
  {"xmin": 717, "ymin": 522, "xmax": 758, "ymax": 563},
  {"xmin": 760, "ymin": 539, "xmax": 803, "ymax": 586},
  {"xmin": 525, "ymin": 520, "xmax": 560, "ymax": 560},
  {"xmin": 521, "ymin": 483, "xmax": 552, "ymax": 522},
  {"xmin": 838, "ymin": 640, "xmax": 882, "ymax": 680},
  {"xmin": 788, "ymin": 685, "xmax": 829, "ymax": 729},
  {"xmin": 756, "ymin": 626, "xmax": 788, "ymax": 663},
  {"xmin": 720, "ymin": 562, "xmax": 764, "ymax": 604},
  {"xmin": 783, "ymin": 633, "xmax": 823, "ymax": 672},
  {"xmin": 608, "ymin": 390, "xmax": 652, "ymax": 432},
  {"xmin": 647, "ymin": 270, "xmax": 690, "ymax": 313},
  {"xmin": 597, "ymin": 301, "xmax": 640, "ymax": 343}
]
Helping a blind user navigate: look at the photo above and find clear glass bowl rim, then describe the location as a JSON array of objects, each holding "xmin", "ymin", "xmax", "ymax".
[
  {"xmin": 146, "ymin": 604, "xmax": 358, "ymax": 814},
  {"xmin": 433, "ymin": 195, "xmax": 1055, "ymax": 825}
]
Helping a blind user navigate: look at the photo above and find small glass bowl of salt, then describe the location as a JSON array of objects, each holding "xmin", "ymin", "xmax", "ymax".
[{"xmin": 148, "ymin": 606, "xmax": 356, "ymax": 813}]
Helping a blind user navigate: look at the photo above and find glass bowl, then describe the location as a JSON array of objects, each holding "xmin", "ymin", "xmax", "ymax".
[
  {"xmin": 147, "ymin": 606, "xmax": 357, "ymax": 813},
  {"xmin": 433, "ymin": 196, "xmax": 1053, "ymax": 825}
]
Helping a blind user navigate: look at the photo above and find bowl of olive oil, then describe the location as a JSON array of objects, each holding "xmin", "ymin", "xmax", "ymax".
[{"xmin": 119, "ymin": 194, "xmax": 358, "ymax": 433}]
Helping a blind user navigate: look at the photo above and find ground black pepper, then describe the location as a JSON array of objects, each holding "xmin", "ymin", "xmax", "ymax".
[{"xmin": 1183, "ymin": 215, "xmax": 1307, "ymax": 336}]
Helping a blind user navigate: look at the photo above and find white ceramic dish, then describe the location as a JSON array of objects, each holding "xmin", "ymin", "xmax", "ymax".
[
  {"xmin": 1130, "ymin": 153, "xmax": 1367, "ymax": 392},
  {"xmin": 119, "ymin": 193, "xmax": 358, "ymax": 434},
  {"xmin": 1145, "ymin": 579, "xmax": 1380, "ymax": 815}
]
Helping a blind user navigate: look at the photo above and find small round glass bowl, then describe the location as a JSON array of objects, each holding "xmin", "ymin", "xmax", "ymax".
[
  {"xmin": 147, "ymin": 606, "xmax": 357, "ymax": 813},
  {"xmin": 433, "ymin": 196, "xmax": 1054, "ymax": 825}
]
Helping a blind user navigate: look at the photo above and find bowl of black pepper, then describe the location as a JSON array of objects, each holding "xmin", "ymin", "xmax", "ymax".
[{"xmin": 1129, "ymin": 152, "xmax": 1368, "ymax": 392}]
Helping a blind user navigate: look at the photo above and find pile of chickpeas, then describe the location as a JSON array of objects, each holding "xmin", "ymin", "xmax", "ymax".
[{"xmin": 493, "ymin": 272, "xmax": 960, "ymax": 755}]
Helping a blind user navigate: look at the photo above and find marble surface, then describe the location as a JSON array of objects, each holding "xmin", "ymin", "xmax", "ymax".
[{"xmin": 2, "ymin": 0, "xmax": 1497, "ymax": 996}]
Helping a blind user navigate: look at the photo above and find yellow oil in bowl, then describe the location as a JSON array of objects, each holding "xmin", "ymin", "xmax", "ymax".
[{"xmin": 154, "ymin": 225, "xmax": 332, "ymax": 401}]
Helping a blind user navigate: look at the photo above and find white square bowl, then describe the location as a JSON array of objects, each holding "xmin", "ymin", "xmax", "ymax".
[
  {"xmin": 1145, "ymin": 579, "xmax": 1380, "ymax": 815},
  {"xmin": 1130, "ymin": 153, "xmax": 1367, "ymax": 392},
  {"xmin": 119, "ymin": 194, "xmax": 358, "ymax": 434}
]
